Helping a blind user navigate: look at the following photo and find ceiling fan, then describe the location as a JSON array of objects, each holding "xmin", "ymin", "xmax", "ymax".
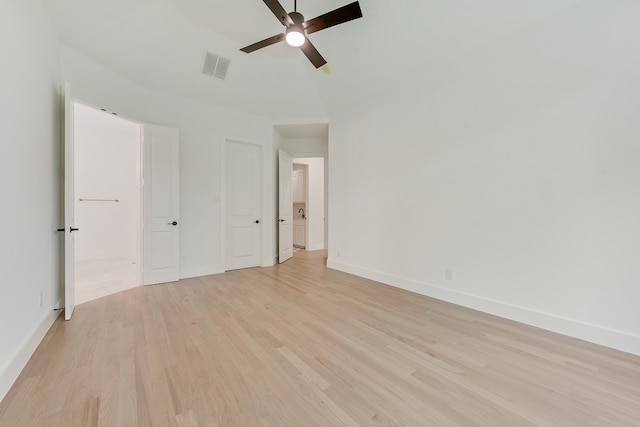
[{"xmin": 240, "ymin": 0, "xmax": 363, "ymax": 71}]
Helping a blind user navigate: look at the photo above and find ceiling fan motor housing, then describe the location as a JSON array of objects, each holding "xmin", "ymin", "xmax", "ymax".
[{"xmin": 288, "ymin": 11, "xmax": 305, "ymax": 27}]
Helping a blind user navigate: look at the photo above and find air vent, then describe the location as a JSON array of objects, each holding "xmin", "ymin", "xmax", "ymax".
[{"xmin": 202, "ymin": 51, "xmax": 230, "ymax": 80}]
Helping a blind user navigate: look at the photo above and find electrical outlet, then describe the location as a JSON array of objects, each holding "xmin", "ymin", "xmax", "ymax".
[
  {"xmin": 445, "ymin": 269, "xmax": 454, "ymax": 281},
  {"xmin": 39, "ymin": 292, "xmax": 43, "ymax": 307}
]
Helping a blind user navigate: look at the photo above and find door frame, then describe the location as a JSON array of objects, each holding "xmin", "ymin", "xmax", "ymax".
[{"xmin": 221, "ymin": 137, "xmax": 269, "ymax": 270}]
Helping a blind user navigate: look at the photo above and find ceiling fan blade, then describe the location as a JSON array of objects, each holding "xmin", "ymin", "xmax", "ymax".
[
  {"xmin": 304, "ymin": 1, "xmax": 362, "ymax": 35},
  {"xmin": 299, "ymin": 39, "xmax": 327, "ymax": 68},
  {"xmin": 240, "ymin": 33, "xmax": 286, "ymax": 53},
  {"xmin": 262, "ymin": 0, "xmax": 294, "ymax": 26}
]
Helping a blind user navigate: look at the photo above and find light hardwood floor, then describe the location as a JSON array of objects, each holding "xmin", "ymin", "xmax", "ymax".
[{"xmin": 1, "ymin": 251, "xmax": 639, "ymax": 426}]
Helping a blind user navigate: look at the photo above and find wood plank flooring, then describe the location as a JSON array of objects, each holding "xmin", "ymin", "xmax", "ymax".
[{"xmin": 1, "ymin": 250, "xmax": 639, "ymax": 426}]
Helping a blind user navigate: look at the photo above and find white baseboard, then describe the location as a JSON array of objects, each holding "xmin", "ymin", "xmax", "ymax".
[
  {"xmin": 327, "ymin": 259, "xmax": 640, "ymax": 356},
  {"xmin": 179, "ymin": 264, "xmax": 224, "ymax": 280},
  {"xmin": 0, "ymin": 305, "xmax": 62, "ymax": 403}
]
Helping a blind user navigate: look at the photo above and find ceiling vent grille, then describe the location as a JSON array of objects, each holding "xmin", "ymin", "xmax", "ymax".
[{"xmin": 202, "ymin": 51, "xmax": 230, "ymax": 80}]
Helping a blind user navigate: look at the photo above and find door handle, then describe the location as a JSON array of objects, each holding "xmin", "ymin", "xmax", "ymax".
[
  {"xmin": 255, "ymin": 220, "xmax": 260, "ymax": 224},
  {"xmin": 167, "ymin": 221, "xmax": 178, "ymax": 226},
  {"xmin": 278, "ymin": 219, "xmax": 285, "ymax": 222},
  {"xmin": 57, "ymin": 228, "xmax": 65, "ymax": 232},
  {"xmin": 70, "ymin": 227, "xmax": 79, "ymax": 232}
]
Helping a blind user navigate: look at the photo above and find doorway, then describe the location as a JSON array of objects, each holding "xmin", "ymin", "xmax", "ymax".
[
  {"xmin": 72, "ymin": 103, "xmax": 181, "ymax": 304},
  {"xmin": 292, "ymin": 158, "xmax": 325, "ymax": 252},
  {"xmin": 73, "ymin": 102, "xmax": 142, "ymax": 304},
  {"xmin": 275, "ymin": 123, "xmax": 329, "ymax": 262},
  {"xmin": 278, "ymin": 153, "xmax": 326, "ymax": 262},
  {"xmin": 292, "ymin": 163, "xmax": 308, "ymax": 250}
]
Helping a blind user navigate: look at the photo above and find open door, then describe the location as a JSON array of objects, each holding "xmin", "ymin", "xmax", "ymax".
[
  {"xmin": 143, "ymin": 124, "xmax": 180, "ymax": 285},
  {"xmin": 278, "ymin": 149, "xmax": 293, "ymax": 263},
  {"xmin": 62, "ymin": 83, "xmax": 76, "ymax": 320}
]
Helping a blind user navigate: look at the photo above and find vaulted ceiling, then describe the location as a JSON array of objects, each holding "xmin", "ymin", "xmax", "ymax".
[{"xmin": 43, "ymin": 0, "xmax": 585, "ymax": 121}]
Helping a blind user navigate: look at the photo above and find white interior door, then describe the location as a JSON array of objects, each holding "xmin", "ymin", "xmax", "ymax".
[
  {"xmin": 226, "ymin": 140, "xmax": 262, "ymax": 271},
  {"xmin": 143, "ymin": 124, "xmax": 179, "ymax": 285},
  {"xmin": 63, "ymin": 83, "xmax": 76, "ymax": 320},
  {"xmin": 278, "ymin": 149, "xmax": 293, "ymax": 263}
]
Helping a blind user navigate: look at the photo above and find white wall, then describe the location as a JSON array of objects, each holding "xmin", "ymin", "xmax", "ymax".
[
  {"xmin": 327, "ymin": 1, "xmax": 640, "ymax": 355},
  {"xmin": 60, "ymin": 46, "xmax": 276, "ymax": 277},
  {"xmin": 0, "ymin": 0, "xmax": 61, "ymax": 401},
  {"xmin": 294, "ymin": 158, "xmax": 325, "ymax": 251},
  {"xmin": 74, "ymin": 103, "xmax": 140, "ymax": 262}
]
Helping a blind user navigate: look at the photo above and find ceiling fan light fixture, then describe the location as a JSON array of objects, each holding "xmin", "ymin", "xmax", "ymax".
[{"xmin": 285, "ymin": 26, "xmax": 305, "ymax": 47}]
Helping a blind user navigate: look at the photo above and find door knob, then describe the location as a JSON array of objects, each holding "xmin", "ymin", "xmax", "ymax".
[
  {"xmin": 167, "ymin": 221, "xmax": 178, "ymax": 226},
  {"xmin": 255, "ymin": 220, "xmax": 260, "ymax": 224}
]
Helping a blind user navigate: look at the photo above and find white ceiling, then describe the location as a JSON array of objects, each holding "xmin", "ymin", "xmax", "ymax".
[{"xmin": 42, "ymin": 0, "xmax": 585, "ymax": 121}]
